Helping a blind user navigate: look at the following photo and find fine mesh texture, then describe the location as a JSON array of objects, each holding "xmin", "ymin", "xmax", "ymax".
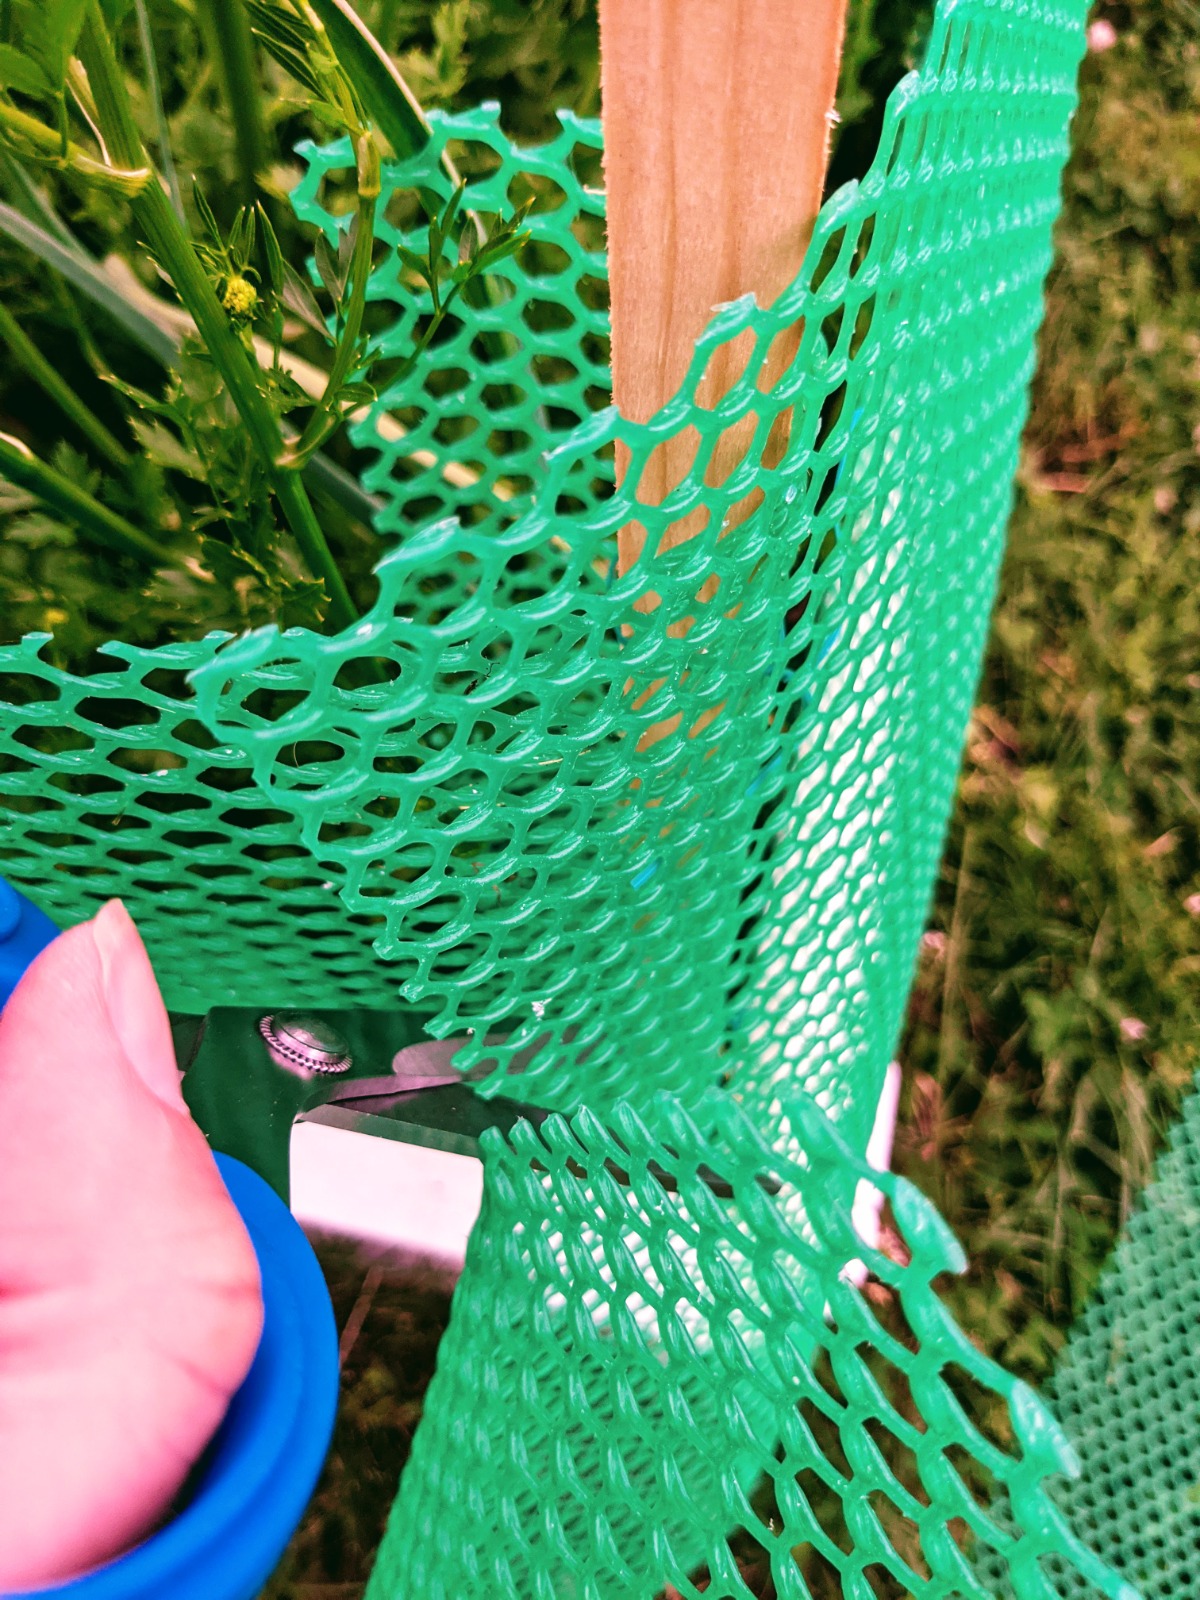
[
  {"xmin": 0, "ymin": 0, "xmax": 1080, "ymax": 1149},
  {"xmin": 976, "ymin": 1065, "xmax": 1200, "ymax": 1600},
  {"xmin": 367, "ymin": 1094, "xmax": 1134, "ymax": 1600}
]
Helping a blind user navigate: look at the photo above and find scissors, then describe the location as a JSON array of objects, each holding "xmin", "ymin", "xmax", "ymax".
[
  {"xmin": 0, "ymin": 881, "xmax": 527, "ymax": 1600},
  {"xmin": 0, "ymin": 880, "xmax": 771, "ymax": 1599}
]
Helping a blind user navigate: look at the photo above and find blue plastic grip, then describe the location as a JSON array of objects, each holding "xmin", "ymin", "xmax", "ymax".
[
  {"xmin": 6, "ymin": 1154, "xmax": 338, "ymax": 1600},
  {"xmin": 0, "ymin": 880, "xmax": 59, "ymax": 1012},
  {"xmin": 0, "ymin": 879, "xmax": 340, "ymax": 1600}
]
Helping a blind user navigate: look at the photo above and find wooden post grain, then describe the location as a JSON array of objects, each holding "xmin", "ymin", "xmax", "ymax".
[{"xmin": 600, "ymin": 0, "xmax": 849, "ymax": 575}]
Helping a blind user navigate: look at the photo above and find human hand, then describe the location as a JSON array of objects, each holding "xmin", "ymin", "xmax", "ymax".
[{"xmin": 0, "ymin": 901, "xmax": 264, "ymax": 1589}]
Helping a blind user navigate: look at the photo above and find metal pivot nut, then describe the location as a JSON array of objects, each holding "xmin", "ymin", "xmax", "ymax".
[{"xmin": 259, "ymin": 1013, "xmax": 353, "ymax": 1076}]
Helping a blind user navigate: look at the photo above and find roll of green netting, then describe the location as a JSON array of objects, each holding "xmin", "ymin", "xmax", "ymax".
[
  {"xmin": 342, "ymin": 0, "xmax": 1129, "ymax": 1590},
  {"xmin": 975, "ymin": 1064, "xmax": 1200, "ymax": 1600},
  {"xmin": 0, "ymin": 0, "xmax": 1138, "ymax": 1589}
]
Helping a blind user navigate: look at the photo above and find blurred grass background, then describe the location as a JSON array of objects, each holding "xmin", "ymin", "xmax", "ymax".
[{"xmin": 1, "ymin": 0, "xmax": 1196, "ymax": 1591}]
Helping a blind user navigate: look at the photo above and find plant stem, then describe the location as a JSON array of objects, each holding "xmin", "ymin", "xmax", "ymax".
[
  {"xmin": 0, "ymin": 97, "xmax": 148, "ymax": 192},
  {"xmin": 133, "ymin": 0, "xmax": 183, "ymax": 219},
  {"xmin": 381, "ymin": 292, "xmax": 460, "ymax": 402},
  {"xmin": 0, "ymin": 193, "xmax": 382, "ymax": 530},
  {"xmin": 304, "ymin": 0, "xmax": 431, "ymax": 161},
  {"xmin": 196, "ymin": 0, "xmax": 267, "ymax": 205},
  {"xmin": 303, "ymin": 0, "xmax": 520, "ymax": 345},
  {"xmin": 0, "ymin": 432, "xmax": 186, "ymax": 568},
  {"xmin": 288, "ymin": 183, "xmax": 378, "ymax": 469},
  {"xmin": 77, "ymin": 1, "xmax": 356, "ymax": 630},
  {"xmin": 0, "ymin": 301, "xmax": 131, "ymax": 471}
]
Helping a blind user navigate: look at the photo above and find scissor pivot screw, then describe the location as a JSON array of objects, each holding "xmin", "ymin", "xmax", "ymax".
[{"xmin": 259, "ymin": 1013, "xmax": 352, "ymax": 1076}]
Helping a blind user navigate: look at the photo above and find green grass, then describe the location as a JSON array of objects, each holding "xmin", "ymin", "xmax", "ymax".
[{"xmin": 897, "ymin": 0, "xmax": 1200, "ymax": 1390}]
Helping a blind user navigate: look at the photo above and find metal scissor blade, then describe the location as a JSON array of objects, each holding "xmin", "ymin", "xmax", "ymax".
[{"xmin": 174, "ymin": 1005, "xmax": 782, "ymax": 1207}]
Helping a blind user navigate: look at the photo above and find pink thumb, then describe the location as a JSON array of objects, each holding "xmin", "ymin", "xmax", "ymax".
[
  {"xmin": 0, "ymin": 901, "xmax": 263, "ymax": 1588},
  {"xmin": 92, "ymin": 898, "xmax": 187, "ymax": 1111}
]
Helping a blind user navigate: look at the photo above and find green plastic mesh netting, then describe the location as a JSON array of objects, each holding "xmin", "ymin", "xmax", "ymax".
[
  {"xmin": 977, "ymin": 1063, "xmax": 1200, "ymax": 1600},
  {"xmin": 368, "ymin": 1093, "xmax": 1136, "ymax": 1600},
  {"xmin": 0, "ymin": 0, "xmax": 1077, "ymax": 1143},
  {"xmin": 0, "ymin": 0, "xmax": 1147, "ymax": 1592}
]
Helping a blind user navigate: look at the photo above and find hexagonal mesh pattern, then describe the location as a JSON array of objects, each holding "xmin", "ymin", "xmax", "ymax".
[
  {"xmin": 292, "ymin": 108, "xmax": 611, "ymax": 548},
  {"xmin": 367, "ymin": 1093, "xmax": 1134, "ymax": 1600},
  {"xmin": 0, "ymin": 0, "xmax": 1084, "ymax": 1148}
]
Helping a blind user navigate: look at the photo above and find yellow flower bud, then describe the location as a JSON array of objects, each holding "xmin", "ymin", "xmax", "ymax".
[{"xmin": 222, "ymin": 276, "xmax": 258, "ymax": 319}]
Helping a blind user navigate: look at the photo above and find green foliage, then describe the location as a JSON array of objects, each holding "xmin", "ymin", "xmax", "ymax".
[
  {"xmin": 0, "ymin": 0, "xmax": 530, "ymax": 640},
  {"xmin": 3, "ymin": 0, "xmax": 89, "ymax": 109},
  {"xmin": 828, "ymin": 0, "xmax": 933, "ymax": 195},
  {"xmin": 0, "ymin": 0, "xmax": 925, "ymax": 658},
  {"xmin": 366, "ymin": 0, "xmax": 600, "ymax": 138}
]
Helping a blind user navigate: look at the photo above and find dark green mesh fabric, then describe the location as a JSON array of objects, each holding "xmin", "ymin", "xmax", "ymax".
[
  {"xmin": 0, "ymin": 0, "xmax": 1135, "ymax": 1591},
  {"xmin": 977, "ymin": 1066, "xmax": 1200, "ymax": 1600}
]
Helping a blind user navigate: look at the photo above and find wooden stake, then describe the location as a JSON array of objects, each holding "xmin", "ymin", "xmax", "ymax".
[{"xmin": 600, "ymin": 0, "xmax": 849, "ymax": 573}]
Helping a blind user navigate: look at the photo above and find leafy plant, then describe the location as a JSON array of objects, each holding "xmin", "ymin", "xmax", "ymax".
[
  {"xmin": 0, "ymin": 0, "xmax": 529, "ymax": 638},
  {"xmin": 0, "ymin": 0, "xmax": 919, "ymax": 654}
]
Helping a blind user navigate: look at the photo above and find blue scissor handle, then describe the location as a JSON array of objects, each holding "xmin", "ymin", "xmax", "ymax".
[
  {"xmin": 14, "ymin": 1153, "xmax": 339, "ymax": 1600},
  {"xmin": 0, "ymin": 879, "xmax": 59, "ymax": 1012},
  {"xmin": 0, "ymin": 883, "xmax": 339, "ymax": 1600}
]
